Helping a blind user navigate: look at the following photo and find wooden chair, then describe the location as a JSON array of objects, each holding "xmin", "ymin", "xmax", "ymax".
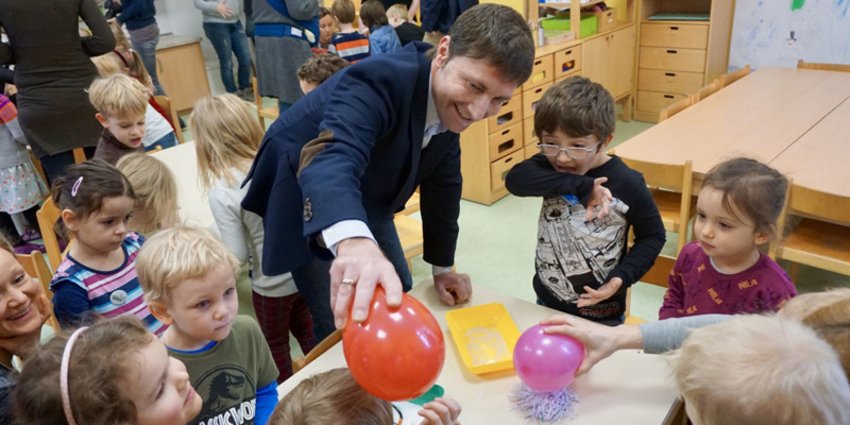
[
  {"xmin": 292, "ymin": 329, "xmax": 342, "ymax": 373},
  {"xmin": 394, "ymin": 214, "xmax": 424, "ymax": 272},
  {"xmin": 36, "ymin": 197, "xmax": 68, "ymax": 271},
  {"xmin": 619, "ymin": 157, "xmax": 695, "ymax": 255},
  {"xmin": 72, "ymin": 148, "xmax": 87, "ymax": 164},
  {"xmin": 28, "ymin": 148, "xmax": 49, "ymax": 187},
  {"xmin": 252, "ymin": 76, "xmax": 280, "ymax": 128},
  {"xmin": 624, "ymin": 253, "xmax": 676, "ymax": 324},
  {"xmin": 692, "ymin": 79, "xmax": 722, "ymax": 102},
  {"xmin": 16, "ymin": 250, "xmax": 62, "ymax": 332},
  {"xmin": 717, "ymin": 64, "xmax": 751, "ymax": 87},
  {"xmin": 659, "ymin": 96, "xmax": 693, "ymax": 121},
  {"xmin": 768, "ymin": 182, "xmax": 850, "ymax": 278},
  {"xmin": 797, "ymin": 59, "xmax": 850, "ymax": 73},
  {"xmin": 153, "ymin": 95, "xmax": 185, "ymax": 144}
]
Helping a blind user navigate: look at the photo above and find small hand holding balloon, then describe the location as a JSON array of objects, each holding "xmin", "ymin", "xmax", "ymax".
[
  {"xmin": 510, "ymin": 324, "xmax": 586, "ymax": 422},
  {"xmin": 343, "ymin": 286, "xmax": 446, "ymax": 401}
]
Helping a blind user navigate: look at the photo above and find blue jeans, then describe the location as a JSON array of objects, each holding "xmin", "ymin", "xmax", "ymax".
[
  {"xmin": 203, "ymin": 21, "xmax": 252, "ymax": 93},
  {"xmin": 39, "ymin": 146, "xmax": 97, "ymax": 185},
  {"xmin": 130, "ymin": 33, "xmax": 166, "ymax": 96}
]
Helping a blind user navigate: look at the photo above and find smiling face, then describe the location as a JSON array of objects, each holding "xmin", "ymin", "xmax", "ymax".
[
  {"xmin": 97, "ymin": 112, "xmax": 146, "ymax": 149},
  {"xmin": 153, "ymin": 263, "xmax": 239, "ymax": 350},
  {"xmin": 694, "ymin": 186, "xmax": 770, "ymax": 271},
  {"xmin": 0, "ymin": 249, "xmax": 49, "ymax": 341},
  {"xmin": 430, "ymin": 36, "xmax": 518, "ymax": 134},
  {"xmin": 121, "ymin": 338, "xmax": 203, "ymax": 425}
]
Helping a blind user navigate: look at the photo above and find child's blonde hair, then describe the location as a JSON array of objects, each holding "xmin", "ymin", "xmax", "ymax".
[
  {"xmin": 780, "ymin": 288, "xmax": 850, "ymax": 377},
  {"xmin": 386, "ymin": 3, "xmax": 408, "ymax": 22},
  {"xmin": 14, "ymin": 316, "xmax": 155, "ymax": 424},
  {"xmin": 189, "ymin": 94, "xmax": 263, "ymax": 189},
  {"xmin": 116, "ymin": 153, "xmax": 179, "ymax": 235},
  {"xmin": 669, "ymin": 315, "xmax": 850, "ymax": 425},
  {"xmin": 270, "ymin": 368, "xmax": 393, "ymax": 425},
  {"xmin": 702, "ymin": 157, "xmax": 787, "ymax": 238},
  {"xmin": 88, "ymin": 73, "xmax": 149, "ymax": 118},
  {"xmin": 136, "ymin": 226, "xmax": 239, "ymax": 304}
]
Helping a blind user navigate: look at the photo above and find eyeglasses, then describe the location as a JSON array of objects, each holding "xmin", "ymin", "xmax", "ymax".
[{"xmin": 537, "ymin": 141, "xmax": 601, "ymax": 159}]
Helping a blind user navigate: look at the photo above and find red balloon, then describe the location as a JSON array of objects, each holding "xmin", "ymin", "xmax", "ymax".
[{"xmin": 343, "ymin": 286, "xmax": 445, "ymax": 401}]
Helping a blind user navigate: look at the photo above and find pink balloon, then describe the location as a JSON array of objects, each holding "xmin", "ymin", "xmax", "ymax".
[{"xmin": 513, "ymin": 324, "xmax": 585, "ymax": 392}]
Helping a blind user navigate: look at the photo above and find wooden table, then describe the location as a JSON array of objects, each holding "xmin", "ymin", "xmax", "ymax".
[
  {"xmin": 615, "ymin": 67, "xmax": 850, "ymax": 190},
  {"xmin": 150, "ymin": 141, "xmax": 216, "ymax": 230},
  {"xmin": 771, "ymin": 96, "xmax": 850, "ymax": 198},
  {"xmin": 278, "ymin": 282, "xmax": 681, "ymax": 424}
]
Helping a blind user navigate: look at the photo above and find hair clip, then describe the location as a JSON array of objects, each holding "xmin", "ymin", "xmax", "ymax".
[{"xmin": 71, "ymin": 176, "xmax": 84, "ymax": 197}]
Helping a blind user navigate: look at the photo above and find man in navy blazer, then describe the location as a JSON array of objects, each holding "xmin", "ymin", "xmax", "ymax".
[{"xmin": 242, "ymin": 4, "xmax": 534, "ymax": 338}]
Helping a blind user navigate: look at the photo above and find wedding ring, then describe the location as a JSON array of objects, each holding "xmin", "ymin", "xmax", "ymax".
[{"xmin": 341, "ymin": 277, "xmax": 357, "ymax": 286}]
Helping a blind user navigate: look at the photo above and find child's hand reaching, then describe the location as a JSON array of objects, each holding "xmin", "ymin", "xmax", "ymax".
[
  {"xmin": 418, "ymin": 397, "xmax": 461, "ymax": 425},
  {"xmin": 577, "ymin": 277, "xmax": 622, "ymax": 307},
  {"xmin": 585, "ymin": 177, "xmax": 613, "ymax": 222}
]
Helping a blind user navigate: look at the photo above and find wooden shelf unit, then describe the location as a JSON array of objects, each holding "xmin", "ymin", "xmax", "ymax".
[{"xmin": 633, "ymin": 0, "xmax": 735, "ymax": 122}]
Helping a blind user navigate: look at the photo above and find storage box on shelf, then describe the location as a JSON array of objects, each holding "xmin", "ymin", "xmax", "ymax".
[{"xmin": 633, "ymin": 0, "xmax": 735, "ymax": 122}]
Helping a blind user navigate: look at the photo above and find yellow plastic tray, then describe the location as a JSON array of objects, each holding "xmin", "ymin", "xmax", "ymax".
[{"xmin": 445, "ymin": 303, "xmax": 521, "ymax": 375}]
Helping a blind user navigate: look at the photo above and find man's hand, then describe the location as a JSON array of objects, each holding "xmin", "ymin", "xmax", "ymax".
[
  {"xmin": 540, "ymin": 314, "xmax": 642, "ymax": 376},
  {"xmin": 585, "ymin": 177, "xmax": 613, "ymax": 222},
  {"xmin": 330, "ymin": 238, "xmax": 402, "ymax": 329},
  {"xmin": 216, "ymin": 1, "xmax": 234, "ymax": 18},
  {"xmin": 576, "ymin": 277, "xmax": 622, "ymax": 308},
  {"xmin": 434, "ymin": 272, "xmax": 471, "ymax": 306},
  {"xmin": 418, "ymin": 397, "xmax": 462, "ymax": 425}
]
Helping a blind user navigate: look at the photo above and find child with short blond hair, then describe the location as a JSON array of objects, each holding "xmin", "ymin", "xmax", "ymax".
[
  {"xmin": 659, "ymin": 157, "xmax": 796, "ymax": 319},
  {"xmin": 506, "ymin": 76, "xmax": 666, "ymax": 325},
  {"xmin": 136, "ymin": 226, "xmax": 279, "ymax": 424},
  {"xmin": 190, "ymin": 94, "xmax": 315, "ymax": 382},
  {"xmin": 329, "ymin": 0, "xmax": 370, "ymax": 62},
  {"xmin": 89, "ymin": 74, "xmax": 148, "ymax": 165},
  {"xmin": 386, "ymin": 3, "xmax": 425, "ymax": 46},
  {"xmin": 272, "ymin": 368, "xmax": 461, "ymax": 425},
  {"xmin": 116, "ymin": 153, "xmax": 180, "ymax": 235}
]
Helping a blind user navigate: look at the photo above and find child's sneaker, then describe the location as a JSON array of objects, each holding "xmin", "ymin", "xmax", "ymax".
[
  {"xmin": 20, "ymin": 228, "xmax": 42, "ymax": 242},
  {"xmin": 236, "ymin": 87, "xmax": 255, "ymax": 102}
]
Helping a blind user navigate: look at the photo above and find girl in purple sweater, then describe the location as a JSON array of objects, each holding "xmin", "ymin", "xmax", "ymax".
[{"xmin": 659, "ymin": 157, "xmax": 796, "ymax": 319}]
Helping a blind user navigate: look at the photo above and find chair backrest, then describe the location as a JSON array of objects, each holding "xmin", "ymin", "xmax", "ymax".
[
  {"xmin": 72, "ymin": 148, "xmax": 87, "ymax": 164},
  {"xmin": 153, "ymin": 95, "xmax": 185, "ymax": 144},
  {"xmin": 17, "ymin": 250, "xmax": 62, "ymax": 332},
  {"xmin": 28, "ymin": 147, "xmax": 49, "ymax": 187},
  {"xmin": 718, "ymin": 64, "xmax": 751, "ymax": 87},
  {"xmin": 659, "ymin": 96, "xmax": 693, "ymax": 121},
  {"xmin": 797, "ymin": 60, "xmax": 850, "ymax": 73},
  {"xmin": 620, "ymin": 157, "xmax": 694, "ymax": 253},
  {"xmin": 37, "ymin": 197, "xmax": 66, "ymax": 270},
  {"xmin": 692, "ymin": 79, "xmax": 722, "ymax": 102}
]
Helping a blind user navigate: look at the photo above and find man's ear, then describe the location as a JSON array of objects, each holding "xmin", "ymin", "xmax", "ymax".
[
  {"xmin": 434, "ymin": 35, "xmax": 452, "ymax": 68},
  {"xmin": 148, "ymin": 301, "xmax": 174, "ymax": 325},
  {"xmin": 95, "ymin": 113, "xmax": 109, "ymax": 128}
]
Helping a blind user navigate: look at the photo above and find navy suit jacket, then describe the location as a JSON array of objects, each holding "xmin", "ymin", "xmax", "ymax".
[
  {"xmin": 422, "ymin": 0, "xmax": 478, "ymax": 34},
  {"xmin": 242, "ymin": 42, "xmax": 462, "ymax": 276}
]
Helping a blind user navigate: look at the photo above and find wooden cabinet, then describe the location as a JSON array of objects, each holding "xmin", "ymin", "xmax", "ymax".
[
  {"xmin": 156, "ymin": 37, "xmax": 211, "ymax": 113},
  {"xmin": 633, "ymin": 0, "xmax": 735, "ymax": 122},
  {"xmin": 582, "ymin": 25, "xmax": 636, "ymax": 99}
]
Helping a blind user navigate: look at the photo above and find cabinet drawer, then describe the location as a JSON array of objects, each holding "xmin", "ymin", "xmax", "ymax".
[
  {"xmin": 639, "ymin": 47, "xmax": 706, "ymax": 72},
  {"xmin": 523, "ymin": 55, "xmax": 554, "ymax": 90},
  {"xmin": 487, "ymin": 94, "xmax": 522, "ymax": 132},
  {"xmin": 637, "ymin": 90, "xmax": 688, "ymax": 114},
  {"xmin": 523, "ymin": 82, "xmax": 553, "ymax": 118},
  {"xmin": 638, "ymin": 69, "xmax": 704, "ymax": 95},
  {"xmin": 640, "ymin": 23, "xmax": 709, "ymax": 49},
  {"xmin": 553, "ymin": 45, "xmax": 582, "ymax": 79},
  {"xmin": 490, "ymin": 150, "xmax": 523, "ymax": 192},
  {"xmin": 488, "ymin": 122, "xmax": 523, "ymax": 161},
  {"xmin": 524, "ymin": 116, "xmax": 537, "ymax": 146},
  {"xmin": 524, "ymin": 142, "xmax": 539, "ymax": 159}
]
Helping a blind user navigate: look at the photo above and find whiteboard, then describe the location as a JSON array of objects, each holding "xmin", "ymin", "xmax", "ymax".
[{"xmin": 729, "ymin": 0, "xmax": 850, "ymax": 70}]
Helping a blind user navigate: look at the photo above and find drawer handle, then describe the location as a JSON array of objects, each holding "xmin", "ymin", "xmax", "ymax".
[
  {"xmin": 667, "ymin": 49, "xmax": 678, "ymax": 54},
  {"xmin": 497, "ymin": 112, "xmax": 514, "ymax": 125},
  {"xmin": 665, "ymin": 72, "xmax": 677, "ymax": 77},
  {"xmin": 663, "ymin": 95, "xmax": 675, "ymax": 99},
  {"xmin": 534, "ymin": 59, "xmax": 543, "ymax": 66},
  {"xmin": 565, "ymin": 49, "xmax": 572, "ymax": 55},
  {"xmin": 669, "ymin": 26, "xmax": 679, "ymax": 31},
  {"xmin": 498, "ymin": 140, "xmax": 515, "ymax": 153},
  {"xmin": 561, "ymin": 60, "xmax": 575, "ymax": 72}
]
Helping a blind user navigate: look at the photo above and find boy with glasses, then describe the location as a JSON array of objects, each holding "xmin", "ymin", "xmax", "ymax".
[{"xmin": 506, "ymin": 76, "xmax": 665, "ymax": 325}]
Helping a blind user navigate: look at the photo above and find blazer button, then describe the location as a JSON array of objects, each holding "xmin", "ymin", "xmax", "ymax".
[{"xmin": 303, "ymin": 198, "xmax": 313, "ymax": 222}]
